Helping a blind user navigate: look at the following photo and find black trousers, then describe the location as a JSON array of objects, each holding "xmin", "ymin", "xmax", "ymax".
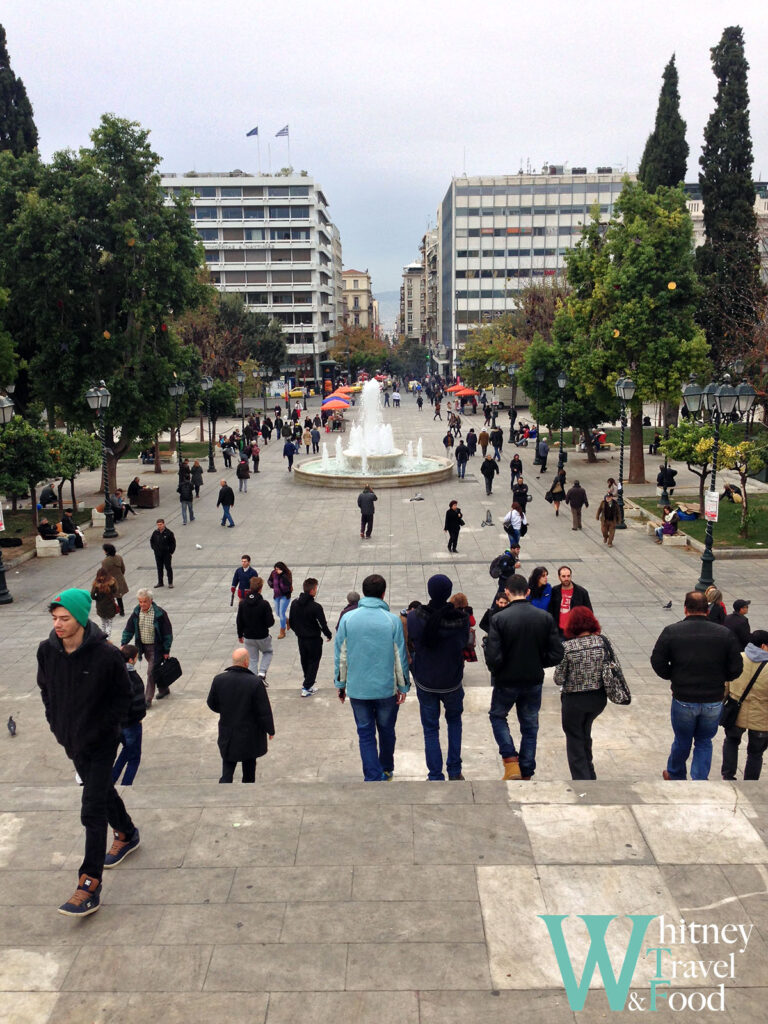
[
  {"xmin": 155, "ymin": 552, "xmax": 173, "ymax": 585},
  {"xmin": 447, "ymin": 529, "xmax": 460, "ymax": 552},
  {"xmin": 73, "ymin": 747, "xmax": 134, "ymax": 881},
  {"xmin": 220, "ymin": 758, "xmax": 256, "ymax": 783},
  {"xmin": 360, "ymin": 513, "xmax": 374, "ymax": 537},
  {"xmin": 560, "ymin": 688, "xmax": 607, "ymax": 780},
  {"xmin": 298, "ymin": 636, "xmax": 323, "ymax": 688},
  {"xmin": 722, "ymin": 726, "xmax": 768, "ymax": 780}
]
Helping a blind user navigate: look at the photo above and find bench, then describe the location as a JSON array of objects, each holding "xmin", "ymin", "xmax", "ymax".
[
  {"xmin": 157, "ymin": 450, "xmax": 178, "ymax": 464},
  {"xmin": 645, "ymin": 522, "xmax": 688, "ymax": 546},
  {"xmin": 35, "ymin": 535, "xmax": 61, "ymax": 557}
]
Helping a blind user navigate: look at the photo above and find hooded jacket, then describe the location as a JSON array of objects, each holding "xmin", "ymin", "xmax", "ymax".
[
  {"xmin": 407, "ymin": 602, "xmax": 469, "ymax": 693},
  {"xmin": 37, "ymin": 622, "xmax": 131, "ymax": 758},
  {"xmin": 236, "ymin": 591, "xmax": 275, "ymax": 640},
  {"xmin": 288, "ymin": 592, "xmax": 332, "ymax": 639},
  {"xmin": 725, "ymin": 644, "xmax": 768, "ymax": 731}
]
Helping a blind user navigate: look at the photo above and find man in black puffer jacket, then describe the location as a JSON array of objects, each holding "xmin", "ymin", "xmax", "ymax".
[
  {"xmin": 485, "ymin": 574, "xmax": 564, "ymax": 781},
  {"xmin": 407, "ymin": 574, "xmax": 470, "ymax": 781},
  {"xmin": 288, "ymin": 577, "xmax": 332, "ymax": 697},
  {"xmin": 236, "ymin": 577, "xmax": 275, "ymax": 681},
  {"xmin": 37, "ymin": 589, "xmax": 140, "ymax": 918}
]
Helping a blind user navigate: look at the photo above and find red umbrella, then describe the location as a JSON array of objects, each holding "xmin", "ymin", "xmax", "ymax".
[
  {"xmin": 322, "ymin": 399, "xmax": 349, "ymax": 411},
  {"xmin": 456, "ymin": 387, "xmax": 479, "ymax": 396},
  {"xmin": 446, "ymin": 383, "xmax": 465, "ymax": 392}
]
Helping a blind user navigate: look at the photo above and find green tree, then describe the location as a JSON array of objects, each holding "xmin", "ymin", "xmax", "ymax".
[
  {"xmin": 696, "ymin": 26, "xmax": 766, "ymax": 369},
  {"xmin": 553, "ymin": 185, "xmax": 710, "ymax": 482},
  {"xmin": 0, "ymin": 25, "xmax": 37, "ymax": 156},
  {"xmin": 0, "ymin": 415, "xmax": 55, "ymax": 523},
  {"xmin": 389, "ymin": 337, "xmax": 427, "ymax": 380},
  {"xmin": 459, "ymin": 314, "xmax": 527, "ymax": 390},
  {"xmin": 638, "ymin": 55, "xmax": 688, "ymax": 191},
  {"xmin": 49, "ymin": 430, "xmax": 102, "ymax": 510},
  {"xmin": 715, "ymin": 424, "xmax": 766, "ymax": 538},
  {"xmin": 0, "ymin": 286, "xmax": 14, "ymax": 384}
]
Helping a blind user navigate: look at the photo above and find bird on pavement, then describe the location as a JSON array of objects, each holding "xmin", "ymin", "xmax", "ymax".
[
  {"xmin": 7, "ymin": 716, "xmax": 16, "ymax": 737},
  {"xmin": 663, "ymin": 601, "xmax": 673, "ymax": 609}
]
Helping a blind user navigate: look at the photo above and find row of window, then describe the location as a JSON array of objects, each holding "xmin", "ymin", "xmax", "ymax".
[
  {"xmin": 455, "ymin": 276, "xmax": 559, "ymax": 296},
  {"xmin": 168, "ymin": 185, "xmax": 311, "ymax": 199},
  {"xmin": 456, "ymin": 219, "xmax": 603, "ymax": 238},
  {"xmin": 197, "ymin": 227, "xmax": 311, "ymax": 242},
  {"xmin": 455, "ymin": 254, "xmax": 566, "ymax": 274},
  {"xmin": 211, "ymin": 270, "xmax": 314, "ymax": 285},
  {"xmin": 454, "ymin": 183, "xmax": 626, "ymax": 197},
  {"xmin": 456, "ymin": 204, "xmax": 612, "ymax": 216},
  {"xmin": 205, "ymin": 249, "xmax": 313, "ymax": 263},
  {"xmin": 244, "ymin": 292, "xmax": 314, "ymax": 305},
  {"xmin": 270, "ymin": 311, "xmax": 315, "ymax": 325},
  {"xmin": 191, "ymin": 206, "xmax": 310, "ymax": 220}
]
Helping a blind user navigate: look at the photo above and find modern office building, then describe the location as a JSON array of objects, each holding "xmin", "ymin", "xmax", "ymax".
[
  {"xmin": 161, "ymin": 171, "xmax": 342, "ymax": 380},
  {"xmin": 439, "ymin": 168, "xmax": 632, "ymax": 368},
  {"xmin": 342, "ymin": 269, "xmax": 374, "ymax": 330}
]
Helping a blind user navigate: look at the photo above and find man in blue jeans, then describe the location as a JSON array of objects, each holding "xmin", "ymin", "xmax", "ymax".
[
  {"xmin": 484, "ymin": 574, "xmax": 564, "ymax": 780},
  {"xmin": 407, "ymin": 574, "xmax": 470, "ymax": 780},
  {"xmin": 334, "ymin": 574, "xmax": 410, "ymax": 781},
  {"xmin": 651, "ymin": 590, "xmax": 742, "ymax": 780}
]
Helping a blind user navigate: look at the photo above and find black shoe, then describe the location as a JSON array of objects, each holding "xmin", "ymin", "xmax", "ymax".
[
  {"xmin": 156, "ymin": 582, "xmax": 164, "ymax": 588},
  {"xmin": 156, "ymin": 688, "xmax": 170, "ymax": 700}
]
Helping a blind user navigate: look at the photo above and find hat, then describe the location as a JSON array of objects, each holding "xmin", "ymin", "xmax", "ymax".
[
  {"xmin": 50, "ymin": 588, "xmax": 92, "ymax": 628},
  {"xmin": 734, "ymin": 600, "xmax": 751, "ymax": 612},
  {"xmin": 427, "ymin": 574, "xmax": 453, "ymax": 603}
]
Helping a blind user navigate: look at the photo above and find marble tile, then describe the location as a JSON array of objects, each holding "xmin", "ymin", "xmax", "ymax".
[
  {"xmin": 352, "ymin": 864, "xmax": 478, "ymax": 901},
  {"xmin": 265, "ymin": 991, "xmax": 418, "ymax": 1024},
  {"xmin": 153, "ymin": 902, "xmax": 285, "ymax": 944},
  {"xmin": 296, "ymin": 805, "xmax": 414, "ymax": 865},
  {"xmin": 230, "ymin": 865, "xmax": 353, "ymax": 902},
  {"xmin": 0, "ymin": 947, "xmax": 79, "ymax": 991},
  {"xmin": 521, "ymin": 805, "xmax": 652, "ymax": 863},
  {"xmin": 419, "ymin": 989, "xmax": 575, "ymax": 1024},
  {"xmin": 103, "ymin": 867, "xmax": 235, "ymax": 905},
  {"xmin": 345, "ymin": 942, "xmax": 492, "ymax": 990},
  {"xmin": 62, "ymin": 944, "xmax": 213, "ymax": 992},
  {"xmin": 0, "ymin": 993, "xmax": 58, "ymax": 1024},
  {"xmin": 203, "ymin": 943, "xmax": 347, "ymax": 991},
  {"xmin": 412, "ymin": 802, "xmax": 533, "ymax": 864},
  {"xmin": 184, "ymin": 805, "xmax": 303, "ymax": 867},
  {"xmin": 282, "ymin": 899, "xmax": 483, "ymax": 943},
  {"xmin": 632, "ymin": 805, "xmax": 768, "ymax": 864}
]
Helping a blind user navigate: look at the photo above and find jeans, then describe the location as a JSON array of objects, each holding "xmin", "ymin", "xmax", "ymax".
[
  {"xmin": 220, "ymin": 505, "xmax": 235, "ymax": 527},
  {"xmin": 493, "ymin": 445, "xmax": 501, "ymax": 460},
  {"xmin": 666, "ymin": 699, "xmax": 723, "ymax": 780},
  {"xmin": 238, "ymin": 479, "xmax": 248, "ymax": 492},
  {"xmin": 180, "ymin": 500, "xmax": 194, "ymax": 524},
  {"xmin": 349, "ymin": 696, "xmax": 399, "ymax": 781},
  {"xmin": 505, "ymin": 527, "xmax": 520, "ymax": 547},
  {"xmin": 112, "ymin": 723, "xmax": 143, "ymax": 785},
  {"xmin": 298, "ymin": 636, "xmax": 323, "ymax": 689},
  {"xmin": 457, "ymin": 460, "xmax": 466, "ymax": 479},
  {"xmin": 73, "ymin": 747, "xmax": 135, "ymax": 880},
  {"xmin": 220, "ymin": 758, "xmax": 256, "ymax": 783},
  {"xmin": 243, "ymin": 636, "xmax": 273, "ymax": 676},
  {"xmin": 560, "ymin": 689, "xmax": 607, "ymax": 780},
  {"xmin": 274, "ymin": 594, "xmax": 290, "ymax": 629},
  {"xmin": 722, "ymin": 727, "xmax": 768, "ymax": 780},
  {"xmin": 417, "ymin": 687, "xmax": 464, "ymax": 780},
  {"xmin": 489, "ymin": 684, "xmax": 543, "ymax": 778}
]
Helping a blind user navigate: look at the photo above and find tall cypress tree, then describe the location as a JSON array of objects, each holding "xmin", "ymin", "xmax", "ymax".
[
  {"xmin": 0, "ymin": 24, "xmax": 37, "ymax": 156},
  {"xmin": 696, "ymin": 25, "xmax": 764, "ymax": 369},
  {"xmin": 638, "ymin": 54, "xmax": 688, "ymax": 191}
]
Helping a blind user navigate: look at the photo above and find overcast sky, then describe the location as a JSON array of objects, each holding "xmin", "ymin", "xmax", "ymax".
[{"xmin": 5, "ymin": 1, "xmax": 768, "ymax": 303}]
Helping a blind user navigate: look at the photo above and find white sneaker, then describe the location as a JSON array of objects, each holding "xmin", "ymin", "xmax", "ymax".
[{"xmin": 301, "ymin": 686, "xmax": 317, "ymax": 697}]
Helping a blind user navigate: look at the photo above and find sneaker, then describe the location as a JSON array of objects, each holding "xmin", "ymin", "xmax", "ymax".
[
  {"xmin": 300, "ymin": 686, "xmax": 317, "ymax": 697},
  {"xmin": 168, "ymin": 583, "xmax": 174, "ymax": 589},
  {"xmin": 104, "ymin": 827, "xmax": 141, "ymax": 868},
  {"xmin": 156, "ymin": 582, "xmax": 164, "ymax": 588},
  {"xmin": 382, "ymin": 770, "xmax": 394, "ymax": 781},
  {"xmin": 58, "ymin": 874, "xmax": 101, "ymax": 917}
]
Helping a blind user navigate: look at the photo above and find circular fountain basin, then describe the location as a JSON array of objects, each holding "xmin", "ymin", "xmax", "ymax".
[{"xmin": 294, "ymin": 454, "xmax": 455, "ymax": 489}]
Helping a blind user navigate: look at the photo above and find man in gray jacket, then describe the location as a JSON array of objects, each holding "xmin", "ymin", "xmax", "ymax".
[{"xmin": 357, "ymin": 485, "xmax": 377, "ymax": 539}]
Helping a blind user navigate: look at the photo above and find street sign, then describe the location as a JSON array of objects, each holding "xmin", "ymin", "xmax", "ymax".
[{"xmin": 704, "ymin": 490, "xmax": 719, "ymax": 523}]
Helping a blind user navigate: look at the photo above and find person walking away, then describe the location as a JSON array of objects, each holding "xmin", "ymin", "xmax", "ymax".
[
  {"xmin": 216, "ymin": 478, "xmax": 236, "ymax": 528},
  {"xmin": 334, "ymin": 574, "xmax": 410, "ymax": 781},
  {"xmin": 121, "ymin": 587, "xmax": 174, "ymax": 708},
  {"xmin": 237, "ymin": 577, "xmax": 275, "ymax": 681},
  {"xmin": 480, "ymin": 454, "xmax": 499, "ymax": 495},
  {"xmin": 358, "ymin": 484, "xmax": 377, "ymax": 539},
  {"xmin": 565, "ymin": 479, "xmax": 589, "ymax": 531},
  {"xmin": 444, "ymin": 500, "xmax": 464, "ymax": 553},
  {"xmin": 490, "ymin": 425, "xmax": 503, "ymax": 461},
  {"xmin": 90, "ymin": 567, "xmax": 119, "ymax": 640},
  {"xmin": 548, "ymin": 566, "xmax": 592, "ymax": 637},
  {"xmin": 206, "ymin": 648, "xmax": 274, "ymax": 782},
  {"xmin": 101, "ymin": 543, "xmax": 128, "ymax": 616},
  {"xmin": 466, "ymin": 429, "xmax": 477, "ymax": 457},
  {"xmin": 554, "ymin": 607, "xmax": 621, "ymax": 780},
  {"xmin": 231, "ymin": 554, "xmax": 258, "ymax": 601},
  {"xmin": 548, "ymin": 468, "xmax": 566, "ymax": 517},
  {"xmin": 190, "ymin": 460, "xmax": 204, "ymax": 498},
  {"xmin": 537, "ymin": 436, "xmax": 549, "ymax": 474},
  {"xmin": 112, "ymin": 645, "xmax": 146, "ymax": 785},
  {"xmin": 310, "ymin": 426, "xmax": 321, "ymax": 453},
  {"xmin": 407, "ymin": 575, "xmax": 470, "ymax": 781},
  {"xmin": 37, "ymin": 589, "xmax": 140, "ymax": 916},
  {"xmin": 283, "ymin": 437, "xmax": 296, "ymax": 471},
  {"xmin": 149, "ymin": 519, "xmax": 176, "ymax": 588},
  {"xmin": 724, "ymin": 600, "xmax": 751, "ymax": 652},
  {"xmin": 177, "ymin": 476, "xmax": 195, "ymax": 524},
  {"xmin": 650, "ymin": 591, "xmax": 742, "ymax": 780},
  {"xmin": 478, "ymin": 428, "xmax": 490, "ymax": 457},
  {"xmin": 485, "ymin": 574, "xmax": 564, "ymax": 780},
  {"xmin": 416, "ymin": 393, "xmax": 423, "ymax": 411},
  {"xmin": 268, "ymin": 562, "xmax": 293, "ymax": 639},
  {"xmin": 596, "ymin": 491, "xmax": 620, "ymax": 546},
  {"xmin": 288, "ymin": 578, "xmax": 333, "ymax": 696},
  {"xmin": 236, "ymin": 456, "xmax": 250, "ymax": 493},
  {"xmin": 302, "ymin": 426, "xmax": 312, "ymax": 453},
  {"xmin": 455, "ymin": 440, "xmax": 469, "ymax": 479},
  {"xmin": 721, "ymin": 630, "xmax": 768, "ymax": 780}
]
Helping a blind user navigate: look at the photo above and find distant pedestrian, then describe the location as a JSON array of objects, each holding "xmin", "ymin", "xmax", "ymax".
[
  {"xmin": 217, "ymin": 479, "xmax": 236, "ymax": 528},
  {"xmin": 231, "ymin": 554, "xmax": 258, "ymax": 600},
  {"xmin": 90, "ymin": 567, "xmax": 119, "ymax": 639},
  {"xmin": 724, "ymin": 600, "xmax": 752, "ymax": 652},
  {"xmin": 190, "ymin": 460, "xmax": 204, "ymax": 497},
  {"xmin": 358, "ymin": 484, "xmax": 377, "ymax": 539},
  {"xmin": 512, "ymin": 476, "xmax": 529, "ymax": 515},
  {"xmin": 509, "ymin": 454, "xmax": 523, "ymax": 486},
  {"xmin": 480, "ymin": 454, "xmax": 499, "ymax": 495},
  {"xmin": 433, "ymin": 400, "xmax": 442, "ymax": 420},
  {"xmin": 537, "ymin": 437, "xmax": 549, "ymax": 473},
  {"xmin": 466, "ymin": 429, "xmax": 477, "ymax": 456},
  {"xmin": 302, "ymin": 427, "xmax": 312, "ymax": 453},
  {"xmin": 478, "ymin": 429, "xmax": 490, "ymax": 457},
  {"xmin": 149, "ymin": 519, "xmax": 176, "ymax": 588},
  {"xmin": 288, "ymin": 578, "xmax": 333, "ymax": 697},
  {"xmin": 236, "ymin": 457, "xmax": 250, "ymax": 492},
  {"xmin": 596, "ymin": 492, "xmax": 619, "ymax": 546},
  {"xmin": 443, "ymin": 431, "xmax": 454, "ymax": 456},
  {"xmin": 268, "ymin": 562, "xmax": 293, "ymax": 639},
  {"xmin": 283, "ymin": 437, "xmax": 296, "ymax": 471},
  {"xmin": 547, "ymin": 468, "xmax": 566, "ymax": 517},
  {"xmin": 416, "ymin": 394, "xmax": 423, "ymax": 411},
  {"xmin": 311, "ymin": 427, "xmax": 321, "ymax": 453},
  {"xmin": 336, "ymin": 590, "xmax": 360, "ymax": 629},
  {"xmin": 444, "ymin": 500, "xmax": 464, "ymax": 552},
  {"xmin": 101, "ymin": 544, "xmax": 128, "ymax": 616},
  {"xmin": 206, "ymin": 648, "xmax": 274, "ymax": 783},
  {"xmin": 177, "ymin": 476, "xmax": 195, "ymax": 524},
  {"xmin": 490, "ymin": 426, "xmax": 503, "ymax": 460},
  {"xmin": 251, "ymin": 442, "xmax": 260, "ymax": 473},
  {"xmin": 455, "ymin": 440, "xmax": 469, "ymax": 478},
  {"xmin": 565, "ymin": 480, "xmax": 589, "ymax": 531}
]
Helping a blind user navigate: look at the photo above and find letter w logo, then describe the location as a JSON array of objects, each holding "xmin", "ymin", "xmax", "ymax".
[{"xmin": 539, "ymin": 914, "xmax": 656, "ymax": 1011}]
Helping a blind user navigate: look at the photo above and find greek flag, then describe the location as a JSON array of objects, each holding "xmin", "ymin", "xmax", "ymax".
[
  {"xmin": 275, "ymin": 125, "xmax": 289, "ymax": 138},
  {"xmin": 246, "ymin": 126, "xmax": 258, "ymax": 137}
]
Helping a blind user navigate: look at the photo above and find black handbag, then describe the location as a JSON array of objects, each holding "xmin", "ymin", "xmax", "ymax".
[
  {"xmin": 601, "ymin": 636, "xmax": 631, "ymax": 705},
  {"xmin": 154, "ymin": 656, "xmax": 183, "ymax": 689},
  {"xmin": 720, "ymin": 662, "xmax": 766, "ymax": 730}
]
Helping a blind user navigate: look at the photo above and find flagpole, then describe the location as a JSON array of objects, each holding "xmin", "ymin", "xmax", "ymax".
[{"xmin": 287, "ymin": 130, "xmax": 291, "ymax": 168}]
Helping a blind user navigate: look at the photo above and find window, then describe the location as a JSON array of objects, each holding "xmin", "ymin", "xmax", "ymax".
[
  {"xmin": 222, "ymin": 207, "xmax": 244, "ymax": 219},
  {"xmin": 271, "ymin": 270, "xmax": 292, "ymax": 283},
  {"xmin": 354, "ymin": 314, "xmax": 360, "ymax": 325},
  {"xmin": 353, "ymin": 280, "xmax": 359, "ymax": 289},
  {"xmin": 244, "ymin": 207, "xmax": 264, "ymax": 219},
  {"xmin": 289, "ymin": 186, "xmax": 310, "ymax": 197},
  {"xmin": 204, "ymin": 250, "xmax": 219, "ymax": 262},
  {"xmin": 223, "ymin": 250, "xmax": 245, "ymax": 262},
  {"xmin": 243, "ymin": 186, "xmax": 263, "ymax": 198},
  {"xmin": 268, "ymin": 186, "xmax": 290, "ymax": 197},
  {"xmin": 243, "ymin": 228, "xmax": 265, "ymax": 241},
  {"xmin": 195, "ymin": 186, "xmax": 216, "ymax": 198},
  {"xmin": 222, "ymin": 228, "xmax": 243, "ymax": 241},
  {"xmin": 195, "ymin": 206, "xmax": 218, "ymax": 219},
  {"xmin": 247, "ymin": 292, "xmax": 269, "ymax": 304},
  {"xmin": 270, "ymin": 228, "xmax": 294, "ymax": 241},
  {"xmin": 196, "ymin": 228, "xmax": 218, "ymax": 241},
  {"xmin": 221, "ymin": 187, "xmax": 242, "ymax": 198},
  {"xmin": 269, "ymin": 206, "xmax": 291, "ymax": 219},
  {"xmin": 353, "ymin": 298, "xmax": 360, "ymax": 309},
  {"xmin": 246, "ymin": 270, "xmax": 267, "ymax": 283},
  {"xmin": 294, "ymin": 292, "xmax": 312, "ymax": 304}
]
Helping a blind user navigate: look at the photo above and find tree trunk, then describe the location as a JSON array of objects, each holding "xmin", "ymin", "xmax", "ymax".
[
  {"xmin": 663, "ymin": 399, "xmax": 679, "ymax": 429},
  {"xmin": 57, "ymin": 479, "xmax": 65, "ymax": 511},
  {"xmin": 154, "ymin": 433, "xmax": 162, "ymax": 474},
  {"xmin": 739, "ymin": 470, "xmax": 749, "ymax": 538},
  {"xmin": 30, "ymin": 485, "xmax": 39, "ymax": 529},
  {"xmin": 628, "ymin": 407, "xmax": 645, "ymax": 484},
  {"xmin": 199, "ymin": 412, "xmax": 204, "ymax": 442},
  {"xmin": 70, "ymin": 478, "xmax": 77, "ymax": 508},
  {"xmin": 169, "ymin": 427, "xmax": 177, "ymax": 453},
  {"xmin": 579, "ymin": 425, "xmax": 597, "ymax": 463}
]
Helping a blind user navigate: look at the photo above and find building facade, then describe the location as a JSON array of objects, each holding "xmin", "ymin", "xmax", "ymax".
[
  {"xmin": 161, "ymin": 171, "xmax": 341, "ymax": 380},
  {"xmin": 399, "ymin": 260, "xmax": 426, "ymax": 343},
  {"xmin": 342, "ymin": 269, "xmax": 374, "ymax": 330}
]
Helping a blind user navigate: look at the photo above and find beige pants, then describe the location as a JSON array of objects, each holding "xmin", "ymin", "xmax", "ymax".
[{"xmin": 571, "ymin": 506, "xmax": 583, "ymax": 530}]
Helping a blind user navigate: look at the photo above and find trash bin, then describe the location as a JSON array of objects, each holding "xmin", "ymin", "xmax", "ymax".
[{"xmin": 137, "ymin": 486, "xmax": 160, "ymax": 508}]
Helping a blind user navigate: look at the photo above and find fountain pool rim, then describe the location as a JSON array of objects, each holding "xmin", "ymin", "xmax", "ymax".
[{"xmin": 293, "ymin": 454, "xmax": 456, "ymax": 489}]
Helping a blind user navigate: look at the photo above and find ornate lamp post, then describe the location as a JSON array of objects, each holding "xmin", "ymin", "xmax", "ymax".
[
  {"xmin": 235, "ymin": 370, "xmax": 246, "ymax": 436},
  {"xmin": 614, "ymin": 376, "xmax": 636, "ymax": 529},
  {"xmin": 253, "ymin": 366, "xmax": 272, "ymax": 415},
  {"xmin": 201, "ymin": 376, "xmax": 216, "ymax": 473},
  {"xmin": 167, "ymin": 379, "xmax": 185, "ymax": 467},
  {"xmin": 732, "ymin": 359, "xmax": 757, "ymax": 441},
  {"xmin": 533, "ymin": 367, "xmax": 545, "ymax": 464},
  {"xmin": 507, "ymin": 363, "xmax": 518, "ymax": 443},
  {"xmin": 85, "ymin": 381, "xmax": 118, "ymax": 539},
  {"xmin": 485, "ymin": 361, "xmax": 504, "ymax": 428},
  {"xmin": 0, "ymin": 392, "xmax": 15, "ymax": 604},
  {"xmin": 683, "ymin": 375, "xmax": 739, "ymax": 591},
  {"xmin": 556, "ymin": 370, "xmax": 568, "ymax": 472}
]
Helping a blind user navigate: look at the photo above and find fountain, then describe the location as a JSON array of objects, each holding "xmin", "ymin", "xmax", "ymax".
[{"xmin": 294, "ymin": 380, "xmax": 454, "ymax": 489}]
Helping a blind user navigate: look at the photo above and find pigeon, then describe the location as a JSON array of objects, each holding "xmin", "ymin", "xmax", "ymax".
[
  {"xmin": 409, "ymin": 493, "xmax": 424, "ymax": 502},
  {"xmin": 195, "ymin": 544, "xmax": 203, "ymax": 549},
  {"xmin": 7, "ymin": 716, "xmax": 16, "ymax": 737},
  {"xmin": 663, "ymin": 601, "xmax": 672, "ymax": 609}
]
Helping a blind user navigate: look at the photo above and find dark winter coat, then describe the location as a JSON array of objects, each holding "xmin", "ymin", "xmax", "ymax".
[
  {"xmin": 150, "ymin": 527, "xmax": 176, "ymax": 557},
  {"xmin": 444, "ymin": 507, "xmax": 464, "ymax": 534},
  {"xmin": 190, "ymin": 465, "xmax": 204, "ymax": 487},
  {"xmin": 650, "ymin": 615, "xmax": 743, "ymax": 703},
  {"xmin": 407, "ymin": 602, "xmax": 469, "ymax": 693},
  {"xmin": 123, "ymin": 666, "xmax": 147, "ymax": 727},
  {"xmin": 236, "ymin": 459, "xmax": 251, "ymax": 479},
  {"xmin": 37, "ymin": 622, "xmax": 131, "ymax": 758},
  {"xmin": 177, "ymin": 479, "xmax": 194, "ymax": 502},
  {"xmin": 565, "ymin": 485, "xmax": 589, "ymax": 509},
  {"xmin": 101, "ymin": 554, "xmax": 128, "ymax": 598},
  {"xmin": 485, "ymin": 600, "xmax": 564, "ymax": 688},
  {"xmin": 236, "ymin": 592, "xmax": 275, "ymax": 640},
  {"xmin": 357, "ymin": 490, "xmax": 377, "ymax": 516},
  {"xmin": 288, "ymin": 592, "xmax": 332, "ymax": 639},
  {"xmin": 724, "ymin": 612, "xmax": 751, "ymax": 652},
  {"xmin": 548, "ymin": 583, "xmax": 593, "ymax": 624},
  {"xmin": 207, "ymin": 666, "xmax": 275, "ymax": 760},
  {"xmin": 455, "ymin": 442, "xmax": 469, "ymax": 463},
  {"xmin": 217, "ymin": 485, "xmax": 236, "ymax": 507},
  {"xmin": 480, "ymin": 459, "xmax": 499, "ymax": 480},
  {"xmin": 121, "ymin": 603, "xmax": 173, "ymax": 665}
]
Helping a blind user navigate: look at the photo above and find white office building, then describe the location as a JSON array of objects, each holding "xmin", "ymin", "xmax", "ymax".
[{"xmin": 161, "ymin": 171, "xmax": 342, "ymax": 379}]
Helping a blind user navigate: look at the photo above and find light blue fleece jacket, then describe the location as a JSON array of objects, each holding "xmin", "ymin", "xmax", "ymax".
[{"xmin": 334, "ymin": 596, "xmax": 410, "ymax": 699}]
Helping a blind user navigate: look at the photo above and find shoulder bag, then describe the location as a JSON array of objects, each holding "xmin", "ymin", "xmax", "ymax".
[
  {"xmin": 601, "ymin": 635, "xmax": 631, "ymax": 705},
  {"xmin": 720, "ymin": 662, "xmax": 766, "ymax": 730}
]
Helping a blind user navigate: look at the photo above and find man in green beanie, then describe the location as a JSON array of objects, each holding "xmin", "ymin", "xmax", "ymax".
[{"xmin": 37, "ymin": 588, "xmax": 141, "ymax": 917}]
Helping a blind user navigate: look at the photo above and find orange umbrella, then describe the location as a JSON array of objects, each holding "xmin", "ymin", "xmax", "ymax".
[
  {"xmin": 456, "ymin": 387, "xmax": 479, "ymax": 396},
  {"xmin": 446, "ymin": 383, "xmax": 465, "ymax": 392},
  {"xmin": 322, "ymin": 400, "xmax": 349, "ymax": 411}
]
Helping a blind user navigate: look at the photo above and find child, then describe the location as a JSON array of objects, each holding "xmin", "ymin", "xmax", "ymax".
[
  {"xmin": 112, "ymin": 645, "xmax": 147, "ymax": 785},
  {"xmin": 450, "ymin": 592, "xmax": 477, "ymax": 663}
]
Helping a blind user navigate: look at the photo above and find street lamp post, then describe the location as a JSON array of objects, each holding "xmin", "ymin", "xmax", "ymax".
[
  {"xmin": 201, "ymin": 376, "xmax": 216, "ymax": 473},
  {"xmin": 485, "ymin": 361, "xmax": 504, "ymax": 428},
  {"xmin": 557, "ymin": 370, "xmax": 568, "ymax": 472},
  {"xmin": 507, "ymin": 363, "xmax": 518, "ymax": 443},
  {"xmin": 85, "ymin": 381, "xmax": 118, "ymax": 539},
  {"xmin": 236, "ymin": 370, "xmax": 245, "ymax": 437},
  {"xmin": 0, "ymin": 393, "xmax": 15, "ymax": 604},
  {"xmin": 733, "ymin": 361, "xmax": 757, "ymax": 442},
  {"xmin": 533, "ymin": 367, "xmax": 545, "ymax": 464},
  {"xmin": 167, "ymin": 380, "xmax": 185, "ymax": 469},
  {"xmin": 614, "ymin": 376, "xmax": 636, "ymax": 529},
  {"xmin": 683, "ymin": 375, "xmax": 739, "ymax": 591}
]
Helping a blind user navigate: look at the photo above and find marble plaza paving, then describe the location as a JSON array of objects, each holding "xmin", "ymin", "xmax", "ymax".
[{"xmin": 1, "ymin": 394, "xmax": 768, "ymax": 1022}]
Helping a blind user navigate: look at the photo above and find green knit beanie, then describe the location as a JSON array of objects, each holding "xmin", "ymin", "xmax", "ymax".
[{"xmin": 51, "ymin": 588, "xmax": 92, "ymax": 628}]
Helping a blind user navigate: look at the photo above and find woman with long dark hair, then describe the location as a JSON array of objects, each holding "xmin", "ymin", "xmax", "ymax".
[
  {"xmin": 267, "ymin": 561, "xmax": 293, "ymax": 639},
  {"xmin": 101, "ymin": 543, "xmax": 128, "ymax": 615},
  {"xmin": 526, "ymin": 567, "xmax": 552, "ymax": 610},
  {"xmin": 91, "ymin": 566, "xmax": 119, "ymax": 639}
]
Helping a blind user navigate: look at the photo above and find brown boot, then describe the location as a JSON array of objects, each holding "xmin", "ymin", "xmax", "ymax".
[
  {"xmin": 501, "ymin": 756, "xmax": 522, "ymax": 781},
  {"xmin": 278, "ymin": 627, "xmax": 286, "ymax": 639}
]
